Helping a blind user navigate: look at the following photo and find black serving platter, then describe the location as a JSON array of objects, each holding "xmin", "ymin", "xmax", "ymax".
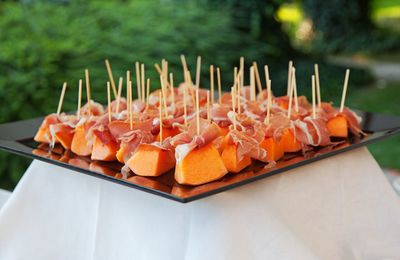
[{"xmin": 0, "ymin": 111, "xmax": 400, "ymax": 203}]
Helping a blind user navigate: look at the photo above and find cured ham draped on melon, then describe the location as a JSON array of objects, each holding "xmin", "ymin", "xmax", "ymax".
[
  {"xmin": 34, "ymin": 114, "xmax": 61, "ymax": 144},
  {"xmin": 91, "ymin": 129, "xmax": 119, "ymax": 161},
  {"xmin": 260, "ymin": 137, "xmax": 284, "ymax": 162}
]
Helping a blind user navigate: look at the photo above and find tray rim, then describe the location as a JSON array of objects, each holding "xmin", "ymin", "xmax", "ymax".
[{"xmin": 0, "ymin": 112, "xmax": 400, "ymax": 203}]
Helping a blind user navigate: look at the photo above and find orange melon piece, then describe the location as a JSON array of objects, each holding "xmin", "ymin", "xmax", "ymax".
[
  {"xmin": 260, "ymin": 137, "xmax": 284, "ymax": 161},
  {"xmin": 175, "ymin": 143, "xmax": 228, "ymax": 185},
  {"xmin": 91, "ymin": 136, "xmax": 119, "ymax": 161},
  {"xmin": 34, "ymin": 115, "xmax": 59, "ymax": 143},
  {"xmin": 219, "ymin": 126, "xmax": 230, "ymax": 136},
  {"xmin": 54, "ymin": 125, "xmax": 74, "ymax": 150},
  {"xmin": 277, "ymin": 99, "xmax": 289, "ymax": 110},
  {"xmin": 221, "ymin": 143, "xmax": 251, "ymax": 173},
  {"xmin": 155, "ymin": 126, "xmax": 180, "ymax": 141},
  {"xmin": 326, "ymin": 116, "xmax": 348, "ymax": 138},
  {"xmin": 127, "ymin": 144, "xmax": 175, "ymax": 177},
  {"xmin": 71, "ymin": 124, "xmax": 92, "ymax": 156},
  {"xmin": 279, "ymin": 128, "xmax": 301, "ymax": 153}
]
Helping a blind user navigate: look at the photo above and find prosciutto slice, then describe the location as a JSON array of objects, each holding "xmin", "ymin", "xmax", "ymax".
[
  {"xmin": 292, "ymin": 116, "xmax": 330, "ymax": 147},
  {"xmin": 118, "ymin": 130, "xmax": 154, "ymax": 163},
  {"xmin": 170, "ymin": 118, "xmax": 221, "ymax": 163}
]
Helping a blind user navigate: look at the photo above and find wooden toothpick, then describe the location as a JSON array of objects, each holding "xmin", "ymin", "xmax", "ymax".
[
  {"xmin": 183, "ymin": 83, "xmax": 188, "ymax": 127},
  {"xmin": 115, "ymin": 77, "xmax": 123, "ymax": 113},
  {"xmin": 253, "ymin": 61, "xmax": 263, "ymax": 94},
  {"xmin": 250, "ymin": 66, "xmax": 256, "ymax": 101},
  {"xmin": 105, "ymin": 59, "xmax": 118, "ymax": 98},
  {"xmin": 287, "ymin": 68, "xmax": 295, "ymax": 119},
  {"xmin": 265, "ymin": 79, "xmax": 272, "ymax": 125},
  {"xmin": 292, "ymin": 67, "xmax": 299, "ymax": 113},
  {"xmin": 169, "ymin": 73, "xmax": 175, "ymax": 106},
  {"xmin": 207, "ymin": 90, "xmax": 210, "ymax": 122},
  {"xmin": 146, "ymin": 78, "xmax": 150, "ymax": 110},
  {"xmin": 287, "ymin": 61, "xmax": 293, "ymax": 96},
  {"xmin": 240, "ymin": 56, "xmax": 244, "ymax": 88},
  {"xmin": 56, "ymin": 82, "xmax": 67, "ymax": 115},
  {"xmin": 196, "ymin": 88, "xmax": 200, "ymax": 136},
  {"xmin": 231, "ymin": 86, "xmax": 237, "ymax": 130},
  {"xmin": 135, "ymin": 62, "xmax": 141, "ymax": 101},
  {"xmin": 85, "ymin": 69, "xmax": 91, "ymax": 116},
  {"xmin": 77, "ymin": 79, "xmax": 82, "ymax": 119},
  {"xmin": 195, "ymin": 56, "xmax": 201, "ymax": 88},
  {"xmin": 159, "ymin": 92, "xmax": 163, "ymax": 143},
  {"xmin": 217, "ymin": 67, "xmax": 222, "ymax": 104},
  {"xmin": 210, "ymin": 65, "xmax": 214, "ymax": 104},
  {"xmin": 141, "ymin": 63, "xmax": 145, "ymax": 103},
  {"xmin": 160, "ymin": 75, "xmax": 169, "ymax": 117},
  {"xmin": 129, "ymin": 80, "xmax": 133, "ymax": 130},
  {"xmin": 340, "ymin": 69, "xmax": 350, "ymax": 113},
  {"xmin": 107, "ymin": 81, "xmax": 112, "ymax": 123}
]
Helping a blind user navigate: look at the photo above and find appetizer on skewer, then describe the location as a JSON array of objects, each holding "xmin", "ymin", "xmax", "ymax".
[{"xmin": 34, "ymin": 56, "xmax": 366, "ymax": 186}]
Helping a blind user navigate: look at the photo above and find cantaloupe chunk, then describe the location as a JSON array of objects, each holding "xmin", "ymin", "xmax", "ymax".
[
  {"xmin": 91, "ymin": 136, "xmax": 119, "ymax": 161},
  {"xmin": 175, "ymin": 143, "xmax": 228, "ymax": 185},
  {"xmin": 54, "ymin": 126, "xmax": 74, "ymax": 150},
  {"xmin": 221, "ymin": 143, "xmax": 251, "ymax": 173},
  {"xmin": 279, "ymin": 128, "xmax": 301, "ymax": 153},
  {"xmin": 276, "ymin": 99, "xmax": 289, "ymax": 110},
  {"xmin": 127, "ymin": 144, "xmax": 175, "ymax": 177},
  {"xmin": 155, "ymin": 126, "xmax": 180, "ymax": 141},
  {"xmin": 71, "ymin": 124, "xmax": 92, "ymax": 156},
  {"xmin": 326, "ymin": 115, "xmax": 348, "ymax": 138},
  {"xmin": 219, "ymin": 126, "xmax": 230, "ymax": 136},
  {"xmin": 34, "ymin": 115, "xmax": 59, "ymax": 143},
  {"xmin": 260, "ymin": 137, "xmax": 284, "ymax": 161}
]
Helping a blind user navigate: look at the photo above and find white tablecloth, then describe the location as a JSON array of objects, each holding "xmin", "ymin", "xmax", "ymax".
[{"xmin": 0, "ymin": 147, "xmax": 399, "ymax": 260}]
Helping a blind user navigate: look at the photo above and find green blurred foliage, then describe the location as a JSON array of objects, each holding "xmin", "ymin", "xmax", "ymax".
[
  {"xmin": 302, "ymin": 0, "xmax": 400, "ymax": 54},
  {"xmin": 0, "ymin": 0, "xmax": 382, "ymax": 190}
]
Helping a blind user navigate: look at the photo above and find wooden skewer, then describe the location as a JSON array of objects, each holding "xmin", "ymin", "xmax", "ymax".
[
  {"xmin": 217, "ymin": 67, "xmax": 222, "ymax": 104},
  {"xmin": 196, "ymin": 88, "xmax": 200, "ymax": 136},
  {"xmin": 126, "ymin": 70, "xmax": 130, "ymax": 103},
  {"xmin": 287, "ymin": 60, "xmax": 293, "ymax": 96},
  {"xmin": 250, "ymin": 66, "xmax": 256, "ymax": 101},
  {"xmin": 312, "ymin": 75, "xmax": 316, "ymax": 119},
  {"xmin": 180, "ymin": 54, "xmax": 189, "ymax": 79},
  {"xmin": 146, "ymin": 78, "xmax": 150, "ymax": 110},
  {"xmin": 183, "ymin": 83, "xmax": 188, "ymax": 127},
  {"xmin": 160, "ymin": 75, "xmax": 169, "ymax": 117},
  {"xmin": 154, "ymin": 63, "xmax": 171, "ymax": 91},
  {"xmin": 207, "ymin": 90, "xmax": 210, "ymax": 122},
  {"xmin": 85, "ymin": 69, "xmax": 91, "ymax": 116},
  {"xmin": 264, "ymin": 65, "xmax": 270, "ymax": 83},
  {"xmin": 105, "ymin": 59, "xmax": 118, "ymax": 98},
  {"xmin": 195, "ymin": 56, "xmax": 201, "ymax": 88},
  {"xmin": 135, "ymin": 62, "xmax": 141, "ymax": 101},
  {"xmin": 340, "ymin": 69, "xmax": 350, "ymax": 113},
  {"xmin": 314, "ymin": 64, "xmax": 321, "ymax": 107},
  {"xmin": 234, "ymin": 67, "xmax": 238, "ymax": 87},
  {"xmin": 129, "ymin": 80, "xmax": 133, "ymax": 130},
  {"xmin": 185, "ymin": 70, "xmax": 196, "ymax": 105},
  {"xmin": 169, "ymin": 73, "xmax": 175, "ymax": 106},
  {"xmin": 237, "ymin": 74, "xmax": 241, "ymax": 114},
  {"xmin": 159, "ymin": 92, "xmax": 163, "ymax": 143},
  {"xmin": 115, "ymin": 77, "xmax": 123, "ymax": 113},
  {"xmin": 292, "ymin": 67, "xmax": 299, "ymax": 113},
  {"xmin": 141, "ymin": 63, "xmax": 145, "ymax": 103},
  {"xmin": 162, "ymin": 59, "xmax": 168, "ymax": 83},
  {"xmin": 240, "ymin": 56, "xmax": 244, "ymax": 89},
  {"xmin": 210, "ymin": 65, "xmax": 214, "ymax": 104},
  {"xmin": 107, "ymin": 82, "xmax": 112, "ymax": 123},
  {"xmin": 56, "ymin": 82, "xmax": 67, "ymax": 115},
  {"xmin": 287, "ymin": 68, "xmax": 295, "ymax": 119},
  {"xmin": 231, "ymin": 86, "xmax": 237, "ymax": 130},
  {"xmin": 77, "ymin": 79, "xmax": 82, "ymax": 119},
  {"xmin": 264, "ymin": 79, "xmax": 272, "ymax": 125},
  {"xmin": 253, "ymin": 62, "xmax": 263, "ymax": 94}
]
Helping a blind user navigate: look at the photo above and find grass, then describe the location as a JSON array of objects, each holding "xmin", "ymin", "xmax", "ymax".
[{"xmin": 346, "ymin": 82, "xmax": 400, "ymax": 169}]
